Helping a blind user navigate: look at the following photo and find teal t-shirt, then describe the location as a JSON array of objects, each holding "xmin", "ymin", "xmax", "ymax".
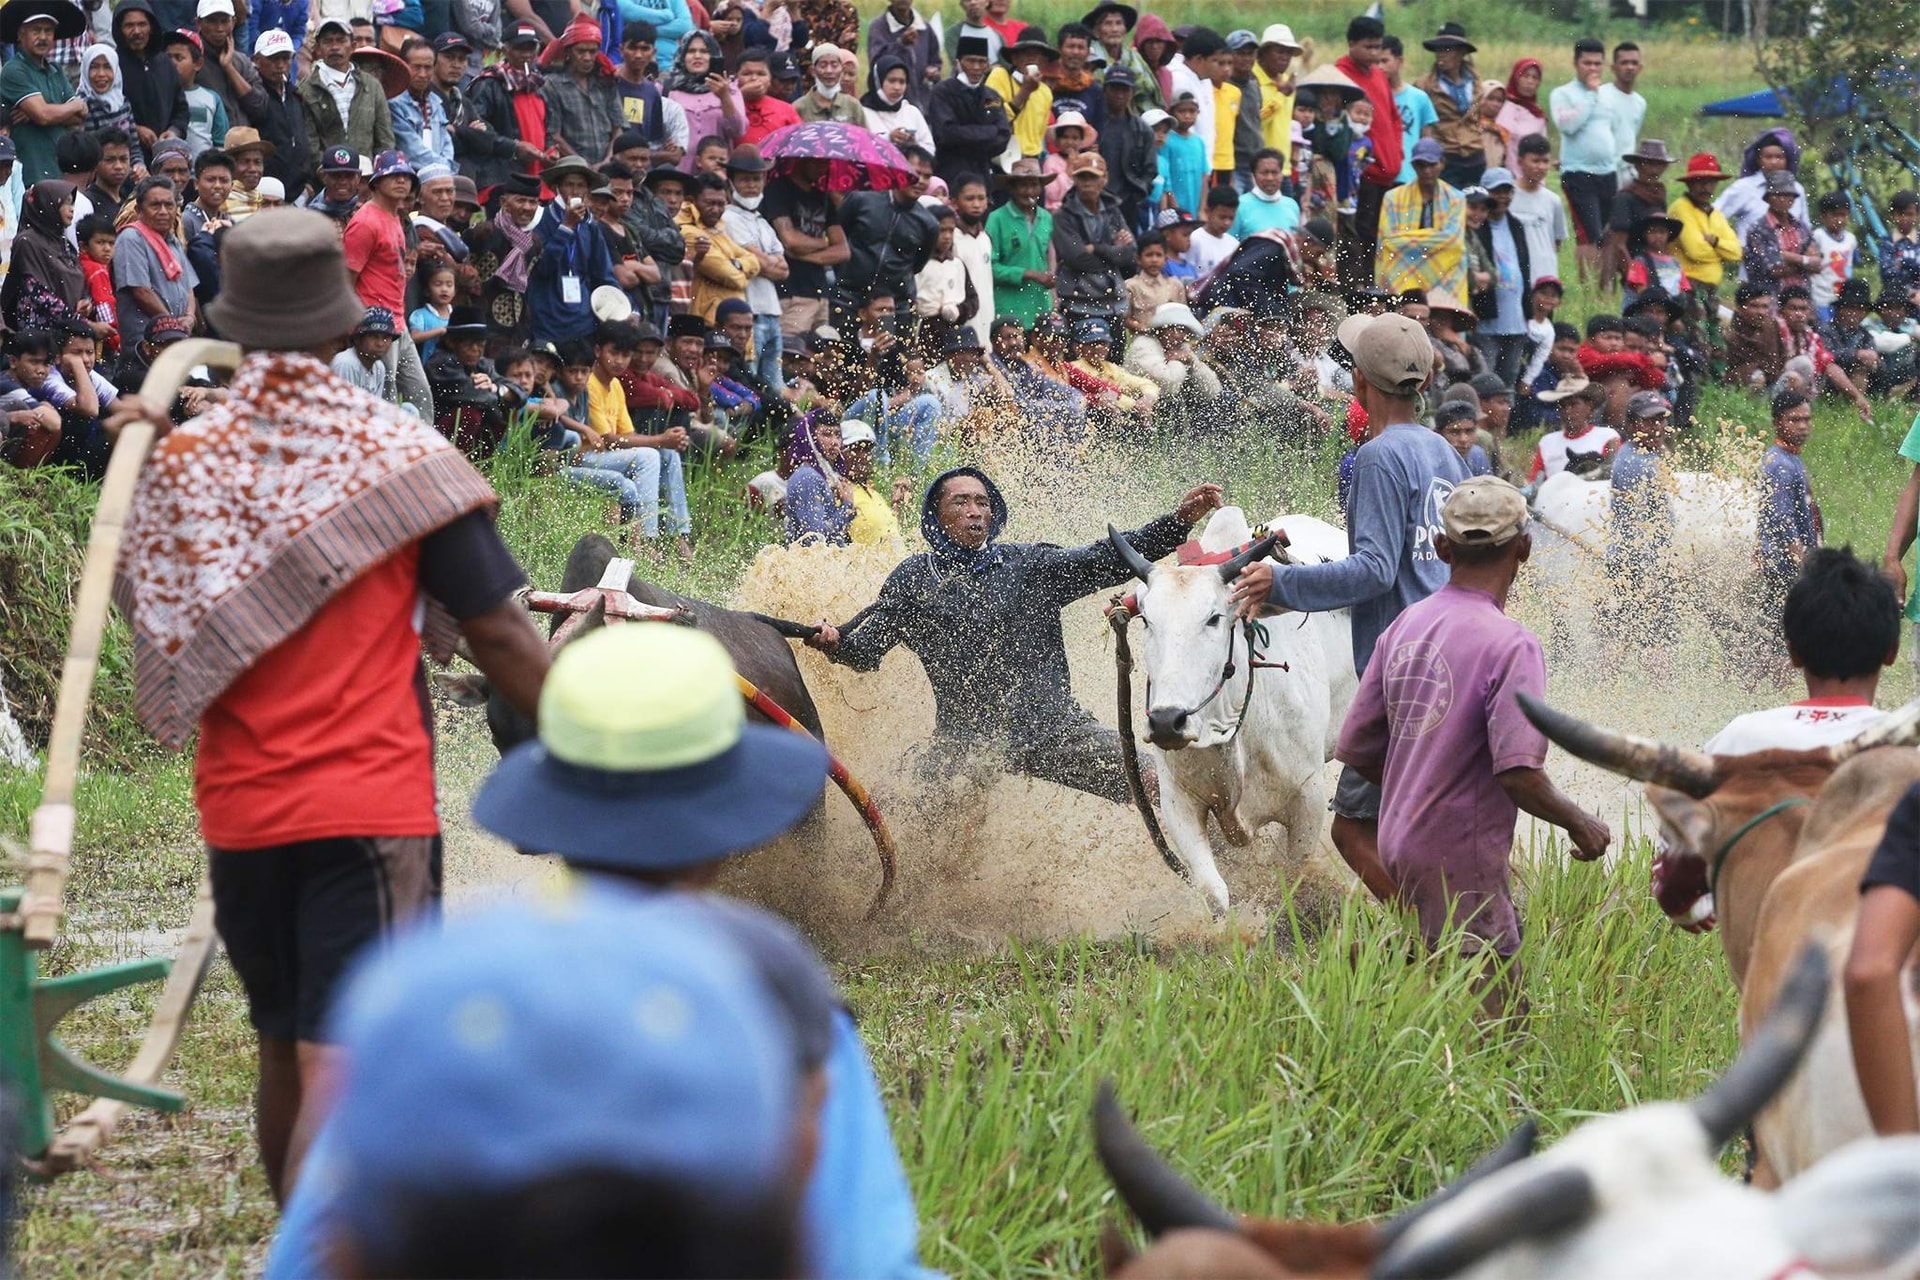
[
  {"xmin": 1901, "ymin": 412, "xmax": 1920, "ymax": 622},
  {"xmin": 0, "ymin": 53, "xmax": 75, "ymax": 185}
]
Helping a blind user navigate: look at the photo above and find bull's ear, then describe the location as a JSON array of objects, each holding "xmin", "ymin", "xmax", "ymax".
[
  {"xmin": 1648, "ymin": 787, "xmax": 1717, "ymax": 856},
  {"xmin": 433, "ymin": 672, "xmax": 493, "ymax": 707},
  {"xmin": 1777, "ymin": 1136, "xmax": 1920, "ymax": 1277}
]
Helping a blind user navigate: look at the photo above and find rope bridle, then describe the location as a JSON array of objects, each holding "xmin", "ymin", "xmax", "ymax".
[
  {"xmin": 1142, "ymin": 616, "xmax": 1289, "ymax": 745},
  {"xmin": 1708, "ymin": 797, "xmax": 1811, "ymax": 905}
]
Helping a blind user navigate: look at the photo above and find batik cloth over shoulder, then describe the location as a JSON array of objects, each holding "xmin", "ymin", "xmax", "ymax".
[{"xmin": 114, "ymin": 351, "xmax": 499, "ymax": 749}]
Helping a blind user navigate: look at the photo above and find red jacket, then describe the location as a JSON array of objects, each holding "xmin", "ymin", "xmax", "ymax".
[
  {"xmin": 619, "ymin": 367, "xmax": 699, "ymax": 413},
  {"xmin": 1336, "ymin": 54, "xmax": 1402, "ymax": 188}
]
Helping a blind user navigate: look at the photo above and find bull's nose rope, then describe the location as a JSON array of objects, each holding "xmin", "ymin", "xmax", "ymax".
[{"xmin": 1708, "ymin": 798, "xmax": 1811, "ymax": 905}]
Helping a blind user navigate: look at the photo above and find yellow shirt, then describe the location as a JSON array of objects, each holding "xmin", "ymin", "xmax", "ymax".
[
  {"xmin": 1667, "ymin": 196, "xmax": 1743, "ymax": 288},
  {"xmin": 1210, "ymin": 80, "xmax": 1241, "ymax": 171},
  {"xmin": 1255, "ymin": 65, "xmax": 1295, "ymax": 152},
  {"xmin": 588, "ymin": 370, "xmax": 633, "ymax": 437},
  {"xmin": 847, "ymin": 482, "xmax": 900, "ymax": 546},
  {"xmin": 987, "ymin": 65, "xmax": 1053, "ymax": 159}
]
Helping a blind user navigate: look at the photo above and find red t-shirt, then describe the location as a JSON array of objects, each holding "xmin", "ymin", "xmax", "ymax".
[
  {"xmin": 194, "ymin": 548, "xmax": 437, "ymax": 849},
  {"xmin": 742, "ymin": 93, "xmax": 800, "ymax": 145},
  {"xmin": 82, "ymin": 256, "xmax": 118, "ymax": 353},
  {"xmin": 342, "ymin": 202, "xmax": 407, "ymax": 313},
  {"xmin": 1336, "ymin": 54, "xmax": 1402, "ymax": 189}
]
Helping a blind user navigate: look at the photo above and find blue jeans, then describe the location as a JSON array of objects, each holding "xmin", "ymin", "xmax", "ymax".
[
  {"xmin": 573, "ymin": 446, "xmax": 691, "ymax": 537},
  {"xmin": 753, "ymin": 314, "xmax": 784, "ymax": 392},
  {"xmin": 848, "ymin": 390, "xmax": 942, "ymax": 467}
]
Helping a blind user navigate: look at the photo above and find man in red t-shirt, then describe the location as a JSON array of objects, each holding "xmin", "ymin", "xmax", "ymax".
[
  {"xmin": 738, "ymin": 48, "xmax": 799, "ymax": 144},
  {"xmin": 343, "ymin": 149, "xmax": 432, "ymax": 412},
  {"xmin": 1334, "ymin": 15, "xmax": 1404, "ymax": 289},
  {"xmin": 116, "ymin": 211, "xmax": 551, "ymax": 1204}
]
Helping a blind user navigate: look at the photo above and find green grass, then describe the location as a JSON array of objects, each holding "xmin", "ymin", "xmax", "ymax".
[{"xmin": 3, "ymin": 19, "xmax": 1901, "ymax": 1263}]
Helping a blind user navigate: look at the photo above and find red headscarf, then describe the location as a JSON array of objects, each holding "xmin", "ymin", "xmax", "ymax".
[{"xmin": 1505, "ymin": 57, "xmax": 1544, "ymax": 119}]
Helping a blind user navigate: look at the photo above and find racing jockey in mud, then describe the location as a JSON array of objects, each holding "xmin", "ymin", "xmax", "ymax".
[{"xmin": 807, "ymin": 468, "xmax": 1223, "ymax": 802}]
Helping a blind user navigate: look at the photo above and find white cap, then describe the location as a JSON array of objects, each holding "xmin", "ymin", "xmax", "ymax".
[
  {"xmin": 1141, "ymin": 108, "xmax": 1171, "ymax": 129},
  {"xmin": 196, "ymin": 0, "xmax": 235, "ymax": 16},
  {"xmin": 254, "ymin": 27, "xmax": 294, "ymax": 57},
  {"xmin": 838, "ymin": 420, "xmax": 876, "ymax": 447},
  {"xmin": 1149, "ymin": 303, "xmax": 1203, "ymax": 336},
  {"xmin": 1259, "ymin": 23, "xmax": 1303, "ymax": 52},
  {"xmin": 257, "ymin": 176, "xmax": 286, "ymax": 202}
]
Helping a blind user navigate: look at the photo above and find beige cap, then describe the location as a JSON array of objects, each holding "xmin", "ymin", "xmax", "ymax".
[
  {"xmin": 1335, "ymin": 312, "xmax": 1434, "ymax": 396},
  {"xmin": 1536, "ymin": 376, "xmax": 1601, "ymax": 404},
  {"xmin": 1441, "ymin": 476, "xmax": 1529, "ymax": 546}
]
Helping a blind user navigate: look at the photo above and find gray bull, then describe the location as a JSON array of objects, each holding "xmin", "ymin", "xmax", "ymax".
[{"xmin": 449, "ymin": 533, "xmax": 825, "ymax": 754}]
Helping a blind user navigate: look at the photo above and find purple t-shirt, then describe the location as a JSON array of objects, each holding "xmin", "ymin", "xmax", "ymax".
[{"xmin": 1335, "ymin": 583, "xmax": 1549, "ymax": 954}]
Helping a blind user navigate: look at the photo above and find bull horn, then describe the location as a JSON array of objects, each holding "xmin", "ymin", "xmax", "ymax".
[
  {"xmin": 1830, "ymin": 694, "xmax": 1920, "ymax": 763},
  {"xmin": 1372, "ymin": 1166, "xmax": 1596, "ymax": 1280},
  {"xmin": 1691, "ymin": 943, "xmax": 1829, "ymax": 1150},
  {"xmin": 1516, "ymin": 693, "xmax": 1720, "ymax": 799},
  {"xmin": 1108, "ymin": 526, "xmax": 1157, "ymax": 584},
  {"xmin": 1091, "ymin": 1080, "xmax": 1238, "ymax": 1236},
  {"xmin": 1216, "ymin": 534, "xmax": 1281, "ymax": 584},
  {"xmin": 1372, "ymin": 1119, "xmax": 1540, "ymax": 1251}
]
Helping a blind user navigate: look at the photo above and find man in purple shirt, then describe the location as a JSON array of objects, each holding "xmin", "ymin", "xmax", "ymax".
[{"xmin": 1336, "ymin": 476, "xmax": 1610, "ymax": 1014}]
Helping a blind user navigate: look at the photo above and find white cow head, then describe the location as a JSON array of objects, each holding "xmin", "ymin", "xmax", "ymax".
[
  {"xmin": 1110, "ymin": 518, "xmax": 1279, "ymax": 752},
  {"xmin": 1372, "ymin": 944, "xmax": 1920, "ymax": 1280}
]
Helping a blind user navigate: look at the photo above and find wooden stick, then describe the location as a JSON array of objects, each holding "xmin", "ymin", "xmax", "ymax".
[
  {"xmin": 25, "ymin": 336, "xmax": 244, "ymax": 949},
  {"xmin": 40, "ymin": 877, "xmax": 221, "ymax": 1175}
]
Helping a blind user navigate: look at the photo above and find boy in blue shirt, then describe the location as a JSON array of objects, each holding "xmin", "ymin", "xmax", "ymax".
[
  {"xmin": 1606, "ymin": 389, "xmax": 1678, "ymax": 652},
  {"xmin": 1757, "ymin": 390, "xmax": 1819, "ymax": 618}
]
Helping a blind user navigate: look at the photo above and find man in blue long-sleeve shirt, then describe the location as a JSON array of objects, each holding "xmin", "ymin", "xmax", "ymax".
[{"xmin": 1230, "ymin": 311, "xmax": 1468, "ymax": 901}]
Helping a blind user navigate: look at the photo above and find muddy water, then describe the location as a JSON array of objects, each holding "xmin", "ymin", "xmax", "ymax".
[{"xmin": 435, "ymin": 444, "xmax": 1907, "ymax": 954}]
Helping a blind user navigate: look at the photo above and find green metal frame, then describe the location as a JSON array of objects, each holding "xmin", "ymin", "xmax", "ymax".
[{"xmin": 0, "ymin": 887, "xmax": 185, "ymax": 1162}]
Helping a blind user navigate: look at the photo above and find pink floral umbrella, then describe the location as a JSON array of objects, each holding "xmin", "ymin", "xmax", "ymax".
[{"xmin": 756, "ymin": 121, "xmax": 916, "ymax": 192}]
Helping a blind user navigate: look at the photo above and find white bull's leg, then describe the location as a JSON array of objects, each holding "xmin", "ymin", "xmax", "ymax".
[
  {"xmin": 1158, "ymin": 778, "xmax": 1231, "ymax": 917},
  {"xmin": 1279, "ymin": 767, "xmax": 1327, "ymax": 867}
]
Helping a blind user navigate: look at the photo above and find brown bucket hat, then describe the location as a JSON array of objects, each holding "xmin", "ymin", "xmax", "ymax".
[{"xmin": 206, "ymin": 209, "xmax": 367, "ymax": 349}]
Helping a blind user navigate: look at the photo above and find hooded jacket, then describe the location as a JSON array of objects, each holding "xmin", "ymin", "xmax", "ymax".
[
  {"xmin": 113, "ymin": 0, "xmax": 189, "ymax": 141},
  {"xmin": 1051, "ymin": 187, "xmax": 1136, "ymax": 317},
  {"xmin": 829, "ymin": 467, "xmax": 1191, "ymax": 744},
  {"xmin": 1131, "ymin": 15, "xmax": 1175, "ymax": 111},
  {"xmin": 1715, "ymin": 127, "xmax": 1807, "ymax": 248}
]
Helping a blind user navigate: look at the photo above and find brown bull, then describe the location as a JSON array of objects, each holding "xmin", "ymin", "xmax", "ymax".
[
  {"xmin": 1517, "ymin": 693, "xmax": 1920, "ymax": 1183},
  {"xmin": 447, "ymin": 533, "xmax": 826, "ymax": 754},
  {"xmin": 1091, "ymin": 1082, "xmax": 1537, "ymax": 1278}
]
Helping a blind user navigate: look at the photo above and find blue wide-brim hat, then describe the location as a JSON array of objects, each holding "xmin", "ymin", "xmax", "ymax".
[{"xmin": 470, "ymin": 625, "xmax": 829, "ymax": 871}]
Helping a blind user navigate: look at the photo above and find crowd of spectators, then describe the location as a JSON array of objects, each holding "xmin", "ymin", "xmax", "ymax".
[{"xmin": 0, "ymin": 0, "xmax": 1893, "ymax": 580}]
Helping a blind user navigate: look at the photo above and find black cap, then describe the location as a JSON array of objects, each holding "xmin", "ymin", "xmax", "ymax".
[
  {"xmin": 505, "ymin": 19, "xmax": 541, "ymax": 44},
  {"xmin": 432, "ymin": 30, "xmax": 472, "ymax": 54},
  {"xmin": 1837, "ymin": 277, "xmax": 1874, "ymax": 309},
  {"xmin": 320, "ymin": 145, "xmax": 359, "ymax": 173}
]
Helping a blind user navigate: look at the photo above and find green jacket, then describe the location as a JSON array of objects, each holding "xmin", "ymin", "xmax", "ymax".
[
  {"xmin": 986, "ymin": 202, "xmax": 1054, "ymax": 328},
  {"xmin": 298, "ymin": 67, "xmax": 396, "ymax": 164}
]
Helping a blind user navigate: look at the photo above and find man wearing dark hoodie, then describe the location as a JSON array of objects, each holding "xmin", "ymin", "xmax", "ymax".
[
  {"xmin": 115, "ymin": 0, "xmax": 191, "ymax": 152},
  {"xmin": 807, "ymin": 468, "xmax": 1222, "ymax": 802}
]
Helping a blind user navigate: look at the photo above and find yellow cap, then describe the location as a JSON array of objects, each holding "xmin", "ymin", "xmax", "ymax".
[{"xmin": 538, "ymin": 625, "xmax": 744, "ymax": 771}]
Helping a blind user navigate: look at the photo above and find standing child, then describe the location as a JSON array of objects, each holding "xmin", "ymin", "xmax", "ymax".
[
  {"xmin": 1605, "ymin": 390, "xmax": 1678, "ymax": 654},
  {"xmin": 1124, "ymin": 230, "xmax": 1186, "ymax": 332},
  {"xmin": 1157, "ymin": 92, "xmax": 1209, "ymax": 219},
  {"xmin": 1154, "ymin": 208, "xmax": 1201, "ymax": 283},
  {"xmin": 1622, "ymin": 214, "xmax": 1689, "ymax": 313},
  {"xmin": 1186, "ymin": 184, "xmax": 1239, "ymax": 279},
  {"xmin": 1810, "ymin": 190, "xmax": 1858, "ymax": 323},
  {"xmin": 164, "ymin": 31, "xmax": 229, "ymax": 158},
  {"xmin": 409, "ymin": 261, "xmax": 455, "ymax": 361},
  {"xmin": 76, "ymin": 213, "xmax": 120, "ymax": 362},
  {"xmin": 1754, "ymin": 389, "xmax": 1821, "ymax": 628},
  {"xmin": 913, "ymin": 205, "xmax": 974, "ymax": 355},
  {"xmin": 1342, "ymin": 98, "xmax": 1376, "ymax": 215},
  {"xmin": 1463, "ymin": 187, "xmax": 1494, "ymax": 298}
]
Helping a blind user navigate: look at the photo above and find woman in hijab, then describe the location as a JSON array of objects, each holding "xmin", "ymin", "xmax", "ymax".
[
  {"xmin": 861, "ymin": 54, "xmax": 935, "ymax": 156},
  {"xmin": 112, "ymin": 0, "xmax": 189, "ymax": 148},
  {"xmin": 2, "ymin": 181, "xmax": 90, "ymax": 335},
  {"xmin": 783, "ymin": 413, "xmax": 855, "ymax": 545},
  {"xmin": 1496, "ymin": 56, "xmax": 1546, "ymax": 172},
  {"xmin": 664, "ymin": 32, "xmax": 745, "ymax": 172},
  {"xmin": 77, "ymin": 43, "xmax": 147, "ymax": 166}
]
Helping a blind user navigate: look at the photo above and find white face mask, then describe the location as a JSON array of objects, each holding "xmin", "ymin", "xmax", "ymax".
[
  {"xmin": 733, "ymin": 191, "xmax": 764, "ymax": 210},
  {"xmin": 814, "ymin": 76, "xmax": 841, "ymax": 99},
  {"xmin": 881, "ymin": 83, "xmax": 906, "ymax": 105},
  {"xmin": 956, "ymin": 70, "xmax": 980, "ymax": 87}
]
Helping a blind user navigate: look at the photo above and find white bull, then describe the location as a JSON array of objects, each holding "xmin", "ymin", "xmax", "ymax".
[
  {"xmin": 1376, "ymin": 946, "xmax": 1920, "ymax": 1280},
  {"xmin": 1110, "ymin": 507, "xmax": 1356, "ymax": 916},
  {"xmin": 1529, "ymin": 467, "xmax": 1758, "ymax": 582}
]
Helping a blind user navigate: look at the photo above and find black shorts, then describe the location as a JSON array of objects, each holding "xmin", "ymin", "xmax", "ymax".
[
  {"xmin": 1561, "ymin": 171, "xmax": 1618, "ymax": 246},
  {"xmin": 209, "ymin": 835, "xmax": 442, "ymax": 1044}
]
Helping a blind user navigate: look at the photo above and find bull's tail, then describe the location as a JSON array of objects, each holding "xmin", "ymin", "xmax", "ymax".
[{"xmin": 735, "ymin": 673, "xmax": 898, "ymax": 919}]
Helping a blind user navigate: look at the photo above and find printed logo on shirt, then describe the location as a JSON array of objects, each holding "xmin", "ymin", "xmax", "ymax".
[
  {"xmin": 1381, "ymin": 639, "xmax": 1455, "ymax": 737},
  {"xmin": 1414, "ymin": 476, "xmax": 1456, "ymax": 561}
]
